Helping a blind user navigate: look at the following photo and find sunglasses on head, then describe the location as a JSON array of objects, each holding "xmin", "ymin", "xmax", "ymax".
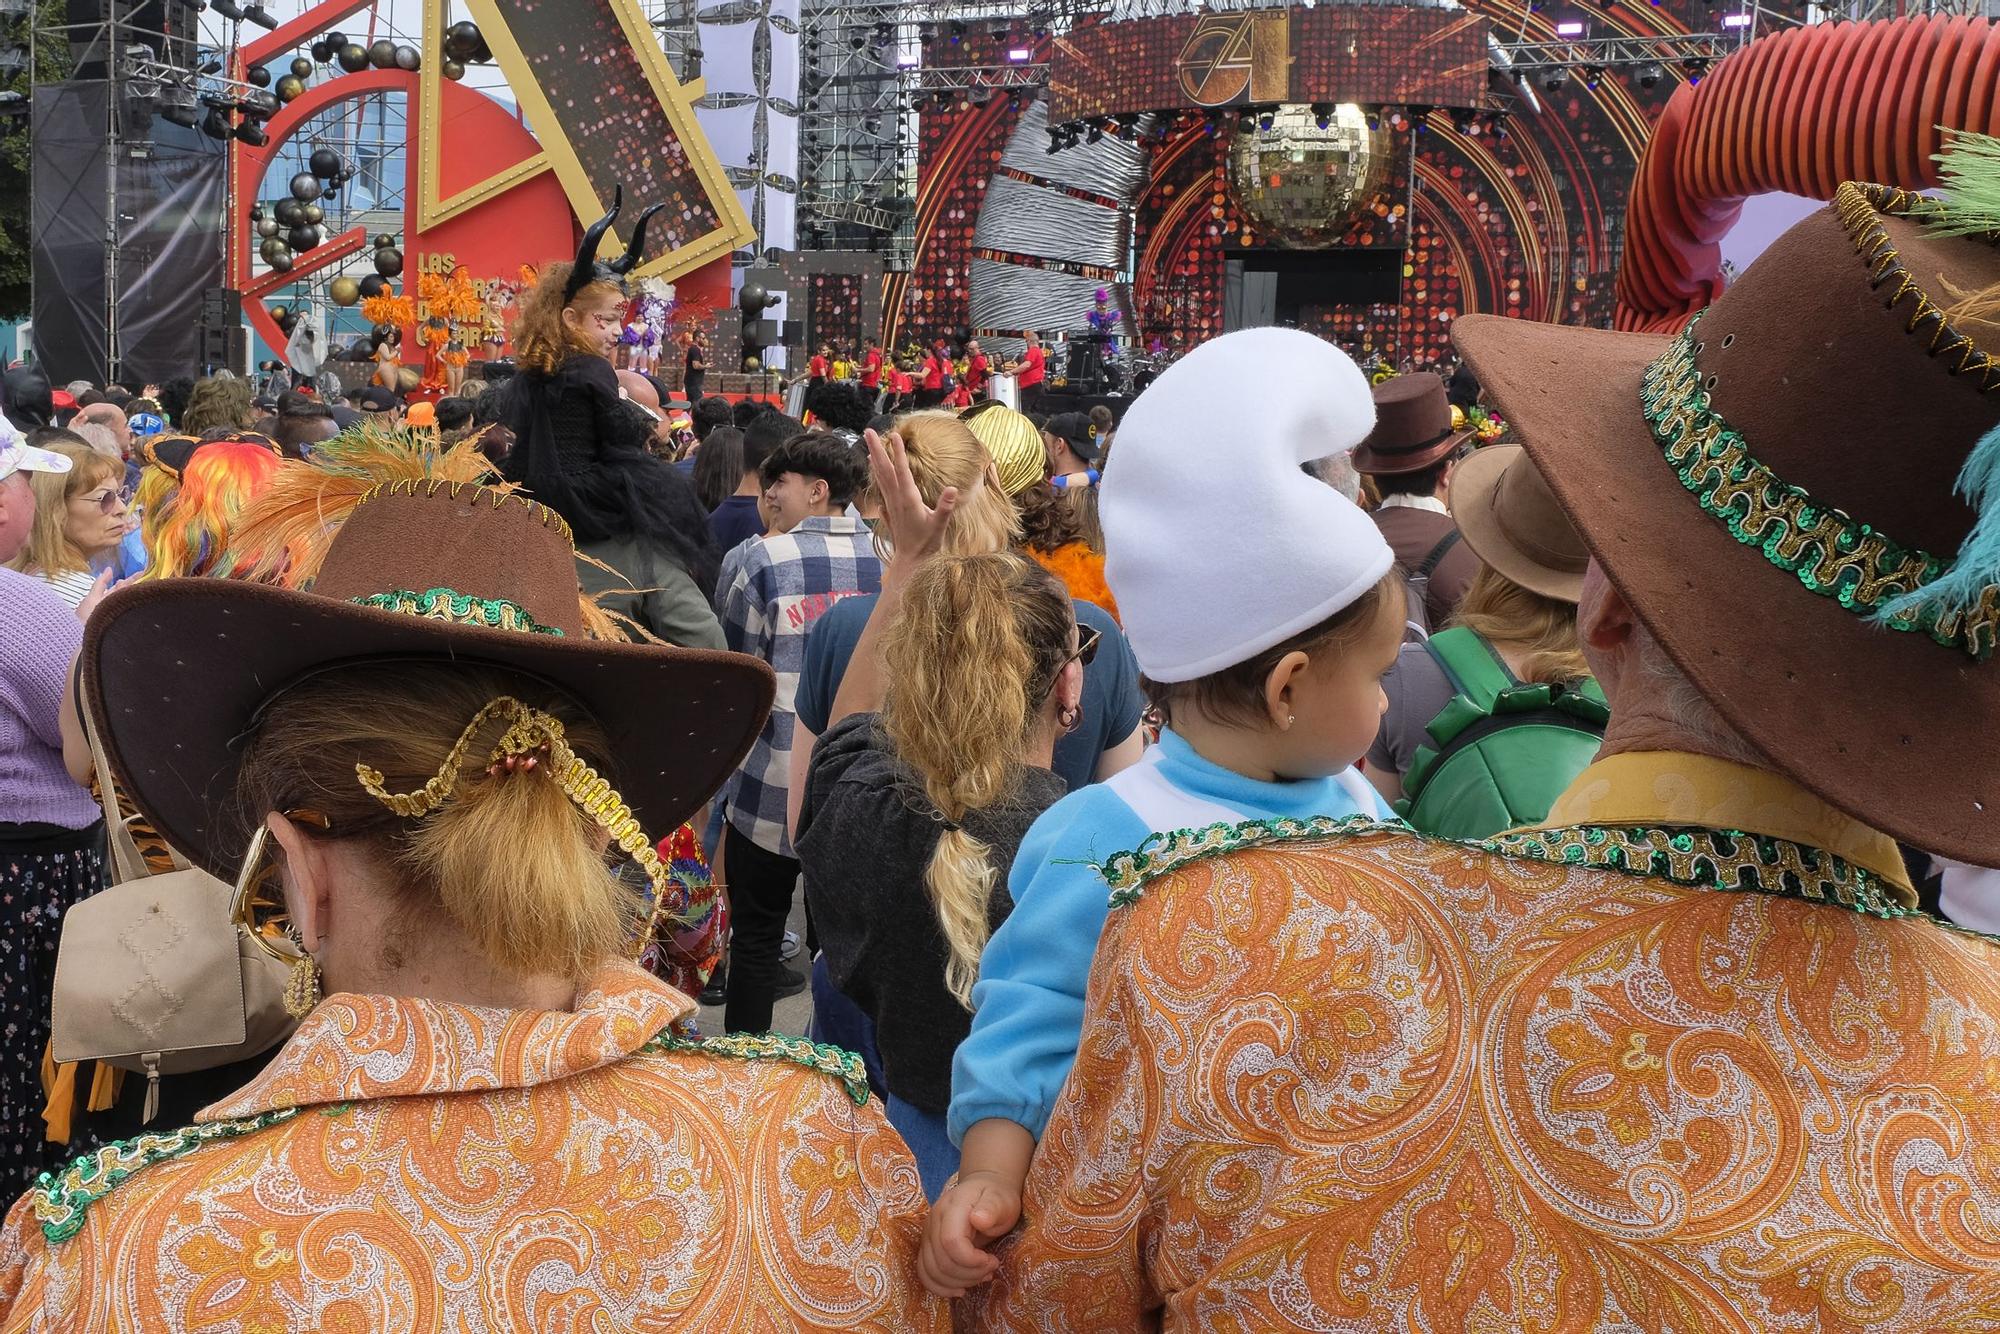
[{"xmin": 1070, "ymin": 624, "xmax": 1101, "ymax": 668}]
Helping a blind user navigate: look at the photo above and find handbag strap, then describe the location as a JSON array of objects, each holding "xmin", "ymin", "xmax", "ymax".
[{"xmin": 78, "ymin": 681, "xmax": 155, "ymax": 885}]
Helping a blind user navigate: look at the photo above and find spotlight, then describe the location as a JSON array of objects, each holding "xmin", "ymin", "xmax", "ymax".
[
  {"xmin": 1310, "ymin": 100, "xmax": 1332, "ymax": 128},
  {"xmin": 1541, "ymin": 67, "xmax": 1568, "ymax": 91},
  {"xmin": 1582, "ymin": 65, "xmax": 1602, "ymax": 89},
  {"xmin": 1086, "ymin": 121, "xmax": 1104, "ymax": 144},
  {"xmin": 197, "ymin": 58, "xmax": 223, "ymax": 75},
  {"xmin": 1720, "ymin": 11, "xmax": 1751, "ymax": 25},
  {"xmin": 948, "ymin": 20, "xmax": 965, "ymax": 44},
  {"xmin": 199, "ymin": 106, "xmax": 231, "ymax": 139},
  {"xmin": 233, "ymin": 117, "xmax": 268, "ymax": 146},
  {"xmin": 158, "ymin": 88, "xmax": 199, "ymax": 128},
  {"xmin": 1048, "ymin": 126, "xmax": 1064, "ymax": 154},
  {"xmin": 1257, "ymin": 106, "xmax": 1275, "ymax": 131},
  {"xmin": 242, "ymin": 3, "xmax": 278, "ymax": 29},
  {"xmin": 208, "ymin": 0, "xmax": 244, "ymax": 19},
  {"xmin": 1007, "ymin": 47, "xmax": 1032, "ymax": 62},
  {"xmin": 1554, "ymin": 20, "xmax": 1585, "ymax": 34},
  {"xmin": 1638, "ymin": 61, "xmax": 1663, "ymax": 88},
  {"xmin": 1235, "ymin": 108, "xmax": 1255, "ymax": 133}
]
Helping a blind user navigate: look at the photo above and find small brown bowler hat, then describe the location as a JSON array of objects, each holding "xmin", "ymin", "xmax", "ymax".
[
  {"xmin": 1352, "ymin": 372, "xmax": 1475, "ymax": 476},
  {"xmin": 83, "ymin": 480, "xmax": 776, "ymax": 882},
  {"xmin": 1455, "ymin": 181, "xmax": 2000, "ymax": 865},
  {"xmin": 1449, "ymin": 445, "xmax": 1588, "ymax": 603}
]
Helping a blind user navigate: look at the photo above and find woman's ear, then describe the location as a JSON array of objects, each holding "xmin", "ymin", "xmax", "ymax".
[
  {"xmin": 1059, "ymin": 658, "xmax": 1085, "ymax": 715},
  {"xmin": 267, "ymin": 812, "xmax": 334, "ymax": 953},
  {"xmin": 1263, "ymin": 651, "xmax": 1311, "ymax": 729}
]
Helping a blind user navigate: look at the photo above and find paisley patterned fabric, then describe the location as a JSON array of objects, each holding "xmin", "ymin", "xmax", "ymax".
[
  {"xmin": 0, "ymin": 962, "xmax": 946, "ymax": 1332},
  {"xmin": 972, "ymin": 804, "xmax": 2000, "ymax": 1330}
]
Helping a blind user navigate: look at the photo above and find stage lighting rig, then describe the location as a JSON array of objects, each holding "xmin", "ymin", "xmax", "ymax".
[
  {"xmin": 1638, "ymin": 61, "xmax": 1663, "ymax": 87},
  {"xmin": 1310, "ymin": 101, "xmax": 1333, "ymax": 128},
  {"xmin": 233, "ymin": 116, "xmax": 268, "ymax": 146},
  {"xmin": 242, "ymin": 4, "xmax": 278, "ymax": 29},
  {"xmin": 209, "ymin": 0, "xmax": 246, "ymax": 21},
  {"xmin": 1542, "ymin": 67, "xmax": 1567, "ymax": 90}
]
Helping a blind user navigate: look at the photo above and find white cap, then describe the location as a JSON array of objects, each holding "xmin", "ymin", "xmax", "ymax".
[
  {"xmin": 0, "ymin": 418, "xmax": 71, "ymax": 483},
  {"xmin": 1101, "ymin": 327, "xmax": 1394, "ymax": 682}
]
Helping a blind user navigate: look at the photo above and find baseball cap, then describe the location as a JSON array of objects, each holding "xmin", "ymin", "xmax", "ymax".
[
  {"xmin": 0, "ymin": 420, "xmax": 74, "ymax": 482},
  {"xmin": 357, "ymin": 385, "xmax": 401, "ymax": 413},
  {"xmin": 1044, "ymin": 411, "xmax": 1103, "ymax": 464},
  {"xmin": 128, "ymin": 411, "xmax": 168, "ymax": 438}
]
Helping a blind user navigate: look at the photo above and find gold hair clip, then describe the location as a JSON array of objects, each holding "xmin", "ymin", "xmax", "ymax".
[{"xmin": 354, "ymin": 696, "xmax": 681, "ymax": 957}]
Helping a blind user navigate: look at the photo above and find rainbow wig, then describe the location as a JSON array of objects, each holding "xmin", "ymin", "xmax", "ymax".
[{"xmin": 142, "ymin": 440, "xmax": 283, "ymax": 580}]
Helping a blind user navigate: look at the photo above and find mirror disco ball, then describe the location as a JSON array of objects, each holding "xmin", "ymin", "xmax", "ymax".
[{"xmin": 1226, "ymin": 104, "xmax": 1387, "ymax": 246}]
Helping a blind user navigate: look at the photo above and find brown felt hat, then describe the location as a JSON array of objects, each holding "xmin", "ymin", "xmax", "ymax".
[
  {"xmin": 1352, "ymin": 371, "xmax": 1475, "ymax": 475},
  {"xmin": 1449, "ymin": 444, "xmax": 1587, "ymax": 603},
  {"xmin": 1454, "ymin": 182, "xmax": 2000, "ymax": 865},
  {"xmin": 82, "ymin": 480, "xmax": 775, "ymax": 882}
]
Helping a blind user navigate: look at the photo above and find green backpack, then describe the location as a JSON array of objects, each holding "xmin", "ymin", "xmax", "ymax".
[{"xmin": 1395, "ymin": 627, "xmax": 1609, "ymax": 841}]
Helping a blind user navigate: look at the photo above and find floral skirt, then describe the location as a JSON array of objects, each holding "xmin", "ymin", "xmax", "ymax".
[{"xmin": 0, "ymin": 823, "xmax": 106, "ymax": 1192}]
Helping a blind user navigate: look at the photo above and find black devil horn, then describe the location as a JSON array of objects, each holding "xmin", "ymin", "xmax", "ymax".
[
  {"xmin": 564, "ymin": 184, "xmax": 624, "ymax": 301},
  {"xmin": 606, "ymin": 202, "xmax": 666, "ymax": 276}
]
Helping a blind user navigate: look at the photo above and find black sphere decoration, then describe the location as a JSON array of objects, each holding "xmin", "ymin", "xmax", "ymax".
[
  {"xmin": 310, "ymin": 39, "xmax": 331, "ymax": 63},
  {"xmin": 374, "ymin": 234, "xmax": 398, "ymax": 249},
  {"xmin": 288, "ymin": 224, "xmax": 321, "ymax": 250},
  {"xmin": 269, "ymin": 249, "xmax": 295, "ymax": 273},
  {"xmin": 256, "ymin": 218, "xmax": 280, "ymax": 239},
  {"xmin": 259, "ymin": 237, "xmax": 284, "ymax": 262},
  {"xmin": 321, "ymin": 185, "xmax": 340, "ymax": 201},
  {"xmin": 289, "ymin": 171, "xmax": 320, "ymax": 201},
  {"xmin": 289, "ymin": 56, "xmax": 313, "ymax": 79},
  {"xmin": 273, "ymin": 198, "xmax": 305, "ymax": 226},
  {"xmin": 308, "ymin": 147, "xmax": 342, "ymax": 179},
  {"xmin": 444, "ymin": 21, "xmax": 480, "ymax": 59},
  {"xmin": 337, "ymin": 43, "xmax": 368, "ymax": 72},
  {"xmin": 367, "ymin": 39, "xmax": 396, "ymax": 69},
  {"xmin": 245, "ymin": 64, "xmax": 271, "ymax": 87},
  {"xmin": 277, "ymin": 315, "xmax": 298, "ymax": 336},
  {"xmin": 738, "ymin": 283, "xmax": 768, "ymax": 313},
  {"xmin": 358, "ymin": 274, "xmax": 389, "ymax": 300},
  {"xmin": 442, "ymin": 59, "xmax": 466, "ymax": 81},
  {"xmin": 471, "ymin": 34, "xmax": 493, "ymax": 63},
  {"xmin": 374, "ymin": 246, "xmax": 403, "ymax": 278},
  {"xmin": 247, "ymin": 201, "xmax": 266, "ymax": 222},
  {"xmin": 301, "ymin": 203, "xmax": 325, "ymax": 225},
  {"xmin": 275, "ymin": 75, "xmax": 305, "ymax": 102},
  {"xmin": 393, "ymin": 45, "xmax": 420, "ymax": 72}
]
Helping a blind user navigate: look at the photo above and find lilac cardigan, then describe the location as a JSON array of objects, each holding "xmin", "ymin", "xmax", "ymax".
[{"xmin": 0, "ymin": 567, "xmax": 100, "ymax": 830}]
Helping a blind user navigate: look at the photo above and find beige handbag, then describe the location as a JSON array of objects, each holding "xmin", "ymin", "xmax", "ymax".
[{"xmin": 49, "ymin": 697, "xmax": 296, "ymax": 1123}]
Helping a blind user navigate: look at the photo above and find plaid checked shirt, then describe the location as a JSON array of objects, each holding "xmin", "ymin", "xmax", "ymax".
[{"xmin": 716, "ymin": 515, "xmax": 883, "ymax": 856}]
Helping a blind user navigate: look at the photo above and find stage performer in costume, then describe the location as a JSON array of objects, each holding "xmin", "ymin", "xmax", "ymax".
[
  {"xmin": 498, "ymin": 188, "xmax": 725, "ymax": 651},
  {"xmin": 0, "ymin": 470, "xmax": 946, "ymax": 1330},
  {"xmin": 371, "ymin": 326, "xmax": 402, "ymax": 390},
  {"xmin": 966, "ymin": 168, "xmax": 2000, "ymax": 1330}
]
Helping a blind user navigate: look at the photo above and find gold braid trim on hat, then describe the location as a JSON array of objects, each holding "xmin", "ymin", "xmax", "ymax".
[
  {"xmin": 354, "ymin": 696, "xmax": 674, "ymax": 957},
  {"xmin": 1834, "ymin": 181, "xmax": 2000, "ymax": 391}
]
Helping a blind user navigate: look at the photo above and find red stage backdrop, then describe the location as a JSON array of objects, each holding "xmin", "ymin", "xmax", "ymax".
[
  {"xmin": 1050, "ymin": 8, "xmax": 1490, "ymax": 123},
  {"xmin": 895, "ymin": 0, "xmax": 1746, "ymax": 368}
]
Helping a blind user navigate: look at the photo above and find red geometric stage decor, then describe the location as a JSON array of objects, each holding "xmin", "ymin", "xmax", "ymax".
[
  {"xmin": 1616, "ymin": 14, "xmax": 2000, "ymax": 333},
  {"xmin": 226, "ymin": 0, "xmax": 751, "ymax": 359},
  {"xmin": 1051, "ymin": 8, "xmax": 1489, "ymax": 124},
  {"xmin": 897, "ymin": 0, "xmax": 1698, "ymax": 370}
]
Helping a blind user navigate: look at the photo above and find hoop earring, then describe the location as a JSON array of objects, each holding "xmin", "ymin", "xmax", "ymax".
[
  {"xmin": 1059, "ymin": 703, "xmax": 1082, "ymax": 734},
  {"xmin": 283, "ymin": 927, "xmax": 322, "ymax": 1018}
]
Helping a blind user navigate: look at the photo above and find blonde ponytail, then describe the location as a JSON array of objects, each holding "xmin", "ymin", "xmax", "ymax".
[
  {"xmin": 236, "ymin": 664, "xmax": 635, "ymax": 982},
  {"xmin": 880, "ymin": 554, "xmax": 1074, "ymax": 1007}
]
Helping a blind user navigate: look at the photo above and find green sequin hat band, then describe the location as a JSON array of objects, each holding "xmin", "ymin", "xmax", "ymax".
[
  {"xmin": 350, "ymin": 587, "xmax": 566, "ymax": 637},
  {"xmin": 1640, "ymin": 310, "xmax": 2000, "ymax": 660}
]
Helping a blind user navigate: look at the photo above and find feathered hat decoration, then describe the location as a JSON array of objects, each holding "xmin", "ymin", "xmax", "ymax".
[
  {"xmin": 564, "ymin": 184, "xmax": 666, "ymax": 304},
  {"xmin": 227, "ymin": 420, "xmax": 656, "ymax": 643}
]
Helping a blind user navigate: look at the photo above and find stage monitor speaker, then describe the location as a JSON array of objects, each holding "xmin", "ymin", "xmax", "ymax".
[
  {"xmin": 746, "ymin": 319, "xmax": 779, "ymax": 346},
  {"xmin": 780, "ymin": 320, "xmax": 803, "ymax": 345}
]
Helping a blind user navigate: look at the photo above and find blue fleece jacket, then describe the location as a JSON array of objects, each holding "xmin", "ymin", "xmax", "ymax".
[{"xmin": 947, "ymin": 729, "xmax": 1398, "ymax": 1145}]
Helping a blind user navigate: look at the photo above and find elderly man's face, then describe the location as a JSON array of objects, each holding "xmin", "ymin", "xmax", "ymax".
[{"xmin": 0, "ymin": 472, "xmax": 37, "ymax": 564}]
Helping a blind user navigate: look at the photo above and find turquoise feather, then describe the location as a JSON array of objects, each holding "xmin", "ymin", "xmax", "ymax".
[{"xmin": 1876, "ymin": 419, "xmax": 2000, "ymax": 628}]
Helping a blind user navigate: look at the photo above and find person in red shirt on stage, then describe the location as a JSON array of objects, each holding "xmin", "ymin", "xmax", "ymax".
[
  {"xmin": 889, "ymin": 362, "xmax": 917, "ymax": 414},
  {"xmin": 861, "ymin": 342, "xmax": 885, "ymax": 400},
  {"xmin": 1005, "ymin": 331, "xmax": 1047, "ymax": 413},
  {"xmin": 918, "ymin": 341, "xmax": 951, "ymax": 409},
  {"xmin": 965, "ymin": 339, "xmax": 991, "ymax": 402}
]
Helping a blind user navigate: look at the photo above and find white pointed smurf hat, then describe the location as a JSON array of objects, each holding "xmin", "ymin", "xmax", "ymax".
[{"xmin": 1102, "ymin": 326, "xmax": 1394, "ymax": 682}]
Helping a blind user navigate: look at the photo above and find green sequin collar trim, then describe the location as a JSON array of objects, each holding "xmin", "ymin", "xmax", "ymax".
[
  {"xmin": 646, "ymin": 1031, "xmax": 872, "ymax": 1106},
  {"xmin": 1640, "ymin": 312, "xmax": 1995, "ymax": 659},
  {"xmin": 30, "ymin": 1106, "xmax": 306, "ymax": 1245},
  {"xmin": 352, "ymin": 587, "xmax": 566, "ymax": 637},
  {"xmin": 1100, "ymin": 815, "xmax": 2000, "ymax": 948}
]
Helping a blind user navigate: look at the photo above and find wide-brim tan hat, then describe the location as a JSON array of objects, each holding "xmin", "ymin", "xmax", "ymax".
[
  {"xmin": 1454, "ymin": 182, "xmax": 2000, "ymax": 865},
  {"xmin": 1449, "ymin": 444, "xmax": 1588, "ymax": 603}
]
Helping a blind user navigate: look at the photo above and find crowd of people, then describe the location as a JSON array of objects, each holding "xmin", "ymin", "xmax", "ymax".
[{"xmin": 0, "ymin": 169, "xmax": 1998, "ymax": 1328}]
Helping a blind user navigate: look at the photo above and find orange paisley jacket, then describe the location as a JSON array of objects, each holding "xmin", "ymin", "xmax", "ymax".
[
  {"xmin": 971, "ymin": 753, "xmax": 2000, "ymax": 1332},
  {"xmin": 0, "ymin": 962, "xmax": 947, "ymax": 1333}
]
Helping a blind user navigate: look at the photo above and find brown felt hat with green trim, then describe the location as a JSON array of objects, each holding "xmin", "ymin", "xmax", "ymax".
[
  {"xmin": 1454, "ymin": 182, "xmax": 2000, "ymax": 865},
  {"xmin": 82, "ymin": 480, "xmax": 775, "ymax": 882}
]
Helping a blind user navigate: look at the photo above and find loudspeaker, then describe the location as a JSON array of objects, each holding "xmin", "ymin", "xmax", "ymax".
[{"xmin": 198, "ymin": 287, "xmax": 243, "ymax": 372}]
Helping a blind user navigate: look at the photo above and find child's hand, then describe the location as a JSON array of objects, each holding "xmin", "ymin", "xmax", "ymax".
[{"xmin": 918, "ymin": 1169, "xmax": 1021, "ymax": 1298}]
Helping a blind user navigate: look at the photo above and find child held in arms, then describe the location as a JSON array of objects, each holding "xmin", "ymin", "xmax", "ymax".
[{"xmin": 921, "ymin": 328, "xmax": 1410, "ymax": 1295}]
